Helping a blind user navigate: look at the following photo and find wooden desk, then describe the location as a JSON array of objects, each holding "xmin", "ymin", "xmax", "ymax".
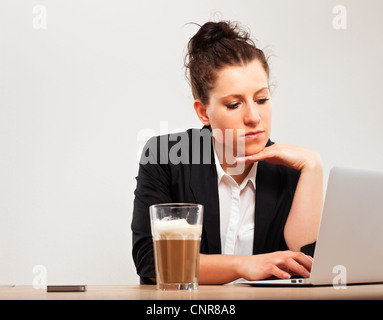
[{"xmin": 1, "ymin": 283, "xmax": 383, "ymax": 300}]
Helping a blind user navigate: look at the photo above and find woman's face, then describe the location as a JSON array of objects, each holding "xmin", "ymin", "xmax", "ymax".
[{"xmin": 195, "ymin": 59, "xmax": 272, "ymax": 158}]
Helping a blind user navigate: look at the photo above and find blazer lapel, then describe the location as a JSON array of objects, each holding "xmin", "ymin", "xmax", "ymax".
[
  {"xmin": 253, "ymin": 160, "xmax": 280, "ymax": 254},
  {"xmin": 252, "ymin": 140, "xmax": 282, "ymax": 255},
  {"xmin": 189, "ymin": 127, "xmax": 221, "ymax": 254}
]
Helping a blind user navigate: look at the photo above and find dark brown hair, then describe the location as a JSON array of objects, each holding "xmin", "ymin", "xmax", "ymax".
[{"xmin": 185, "ymin": 21, "xmax": 269, "ymax": 105}]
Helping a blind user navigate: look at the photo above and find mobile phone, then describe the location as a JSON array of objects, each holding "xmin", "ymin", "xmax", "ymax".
[{"xmin": 47, "ymin": 285, "xmax": 87, "ymax": 292}]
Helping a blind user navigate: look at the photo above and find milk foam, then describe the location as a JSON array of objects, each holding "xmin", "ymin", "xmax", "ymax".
[{"xmin": 152, "ymin": 218, "xmax": 202, "ymax": 240}]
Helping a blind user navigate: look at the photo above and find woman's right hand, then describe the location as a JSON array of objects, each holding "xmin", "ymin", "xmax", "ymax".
[
  {"xmin": 199, "ymin": 251, "xmax": 313, "ymax": 284},
  {"xmin": 234, "ymin": 251, "xmax": 312, "ymax": 280}
]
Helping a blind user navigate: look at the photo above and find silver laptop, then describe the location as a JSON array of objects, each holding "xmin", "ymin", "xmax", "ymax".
[{"xmin": 238, "ymin": 166, "xmax": 383, "ymax": 286}]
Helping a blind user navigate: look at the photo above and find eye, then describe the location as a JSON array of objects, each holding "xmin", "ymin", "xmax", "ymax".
[
  {"xmin": 226, "ymin": 103, "xmax": 240, "ymax": 110},
  {"xmin": 256, "ymin": 98, "xmax": 270, "ymax": 105}
]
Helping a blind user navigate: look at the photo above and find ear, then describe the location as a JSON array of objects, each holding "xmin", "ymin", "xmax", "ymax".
[{"xmin": 193, "ymin": 99, "xmax": 210, "ymax": 126}]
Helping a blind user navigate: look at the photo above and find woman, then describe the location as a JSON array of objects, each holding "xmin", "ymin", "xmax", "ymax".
[{"xmin": 132, "ymin": 21, "xmax": 323, "ymax": 284}]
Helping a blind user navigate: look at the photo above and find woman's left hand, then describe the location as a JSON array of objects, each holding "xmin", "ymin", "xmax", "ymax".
[
  {"xmin": 235, "ymin": 143, "xmax": 322, "ymax": 173},
  {"xmin": 236, "ymin": 142, "xmax": 324, "ymax": 252}
]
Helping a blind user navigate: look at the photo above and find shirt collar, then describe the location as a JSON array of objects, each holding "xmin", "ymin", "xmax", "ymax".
[
  {"xmin": 213, "ymin": 147, "xmax": 226, "ymax": 184},
  {"xmin": 244, "ymin": 161, "xmax": 257, "ymax": 189},
  {"xmin": 213, "ymin": 146, "xmax": 257, "ymax": 189}
]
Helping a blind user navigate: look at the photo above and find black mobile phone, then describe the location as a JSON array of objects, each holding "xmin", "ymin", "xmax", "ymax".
[{"xmin": 47, "ymin": 285, "xmax": 87, "ymax": 292}]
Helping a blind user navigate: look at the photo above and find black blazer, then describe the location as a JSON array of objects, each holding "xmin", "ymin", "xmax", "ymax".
[{"xmin": 131, "ymin": 126, "xmax": 314, "ymax": 283}]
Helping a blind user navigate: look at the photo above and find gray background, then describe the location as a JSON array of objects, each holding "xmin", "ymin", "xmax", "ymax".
[{"xmin": 0, "ymin": 0, "xmax": 382, "ymax": 285}]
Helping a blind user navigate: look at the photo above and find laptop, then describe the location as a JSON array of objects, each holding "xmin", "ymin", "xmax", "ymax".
[{"xmin": 238, "ymin": 166, "xmax": 383, "ymax": 286}]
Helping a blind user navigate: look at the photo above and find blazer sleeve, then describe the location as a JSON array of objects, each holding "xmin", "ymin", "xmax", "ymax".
[{"xmin": 131, "ymin": 136, "xmax": 173, "ymax": 283}]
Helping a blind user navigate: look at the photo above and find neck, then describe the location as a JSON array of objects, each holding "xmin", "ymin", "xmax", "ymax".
[{"xmin": 214, "ymin": 140, "xmax": 253, "ymax": 185}]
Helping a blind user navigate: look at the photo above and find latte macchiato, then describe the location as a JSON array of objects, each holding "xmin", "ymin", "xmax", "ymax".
[
  {"xmin": 153, "ymin": 219, "xmax": 202, "ymax": 285},
  {"xmin": 150, "ymin": 204, "xmax": 203, "ymax": 290}
]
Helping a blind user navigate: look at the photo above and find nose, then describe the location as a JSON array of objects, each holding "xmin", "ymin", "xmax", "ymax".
[{"xmin": 243, "ymin": 101, "xmax": 261, "ymax": 126}]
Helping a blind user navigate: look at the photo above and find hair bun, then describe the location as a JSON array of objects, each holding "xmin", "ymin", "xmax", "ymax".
[
  {"xmin": 207, "ymin": 21, "xmax": 237, "ymax": 42},
  {"xmin": 188, "ymin": 21, "xmax": 242, "ymax": 55}
]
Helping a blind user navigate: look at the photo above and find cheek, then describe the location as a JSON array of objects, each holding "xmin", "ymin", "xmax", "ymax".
[
  {"xmin": 259, "ymin": 106, "xmax": 272, "ymax": 133},
  {"xmin": 208, "ymin": 110, "xmax": 231, "ymax": 128},
  {"xmin": 265, "ymin": 104, "xmax": 273, "ymax": 126},
  {"xmin": 208, "ymin": 112, "xmax": 234, "ymax": 143}
]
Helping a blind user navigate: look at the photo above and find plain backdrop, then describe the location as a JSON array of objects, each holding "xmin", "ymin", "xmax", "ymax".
[{"xmin": 0, "ymin": 0, "xmax": 382, "ymax": 285}]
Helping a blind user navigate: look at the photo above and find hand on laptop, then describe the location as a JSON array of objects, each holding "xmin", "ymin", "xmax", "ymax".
[
  {"xmin": 199, "ymin": 250, "xmax": 312, "ymax": 284},
  {"xmin": 235, "ymin": 250, "xmax": 312, "ymax": 280}
]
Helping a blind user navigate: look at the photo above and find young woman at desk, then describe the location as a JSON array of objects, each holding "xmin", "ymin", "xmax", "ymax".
[{"xmin": 132, "ymin": 21, "xmax": 323, "ymax": 284}]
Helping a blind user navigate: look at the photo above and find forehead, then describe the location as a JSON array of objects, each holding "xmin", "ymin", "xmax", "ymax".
[{"xmin": 211, "ymin": 60, "xmax": 269, "ymax": 97}]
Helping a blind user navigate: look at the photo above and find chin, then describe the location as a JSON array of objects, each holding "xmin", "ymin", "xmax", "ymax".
[{"xmin": 244, "ymin": 139, "xmax": 269, "ymax": 156}]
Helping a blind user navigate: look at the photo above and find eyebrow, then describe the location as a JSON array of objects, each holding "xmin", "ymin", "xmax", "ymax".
[{"xmin": 219, "ymin": 87, "xmax": 269, "ymax": 100}]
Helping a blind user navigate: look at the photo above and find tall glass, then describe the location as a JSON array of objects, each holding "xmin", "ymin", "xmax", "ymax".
[{"xmin": 150, "ymin": 203, "xmax": 203, "ymax": 290}]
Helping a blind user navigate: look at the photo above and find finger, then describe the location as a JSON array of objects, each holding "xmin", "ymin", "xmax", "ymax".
[
  {"xmin": 236, "ymin": 149, "xmax": 276, "ymax": 163},
  {"xmin": 235, "ymin": 153, "xmax": 259, "ymax": 163},
  {"xmin": 269, "ymin": 265, "xmax": 291, "ymax": 280},
  {"xmin": 234, "ymin": 156, "xmax": 255, "ymax": 164},
  {"xmin": 283, "ymin": 257, "xmax": 311, "ymax": 278},
  {"xmin": 292, "ymin": 252, "xmax": 313, "ymax": 272}
]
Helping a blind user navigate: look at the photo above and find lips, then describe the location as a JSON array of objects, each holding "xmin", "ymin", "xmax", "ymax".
[{"xmin": 243, "ymin": 130, "xmax": 264, "ymax": 139}]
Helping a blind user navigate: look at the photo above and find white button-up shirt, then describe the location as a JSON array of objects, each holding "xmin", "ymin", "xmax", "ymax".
[{"xmin": 214, "ymin": 149, "xmax": 257, "ymax": 255}]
